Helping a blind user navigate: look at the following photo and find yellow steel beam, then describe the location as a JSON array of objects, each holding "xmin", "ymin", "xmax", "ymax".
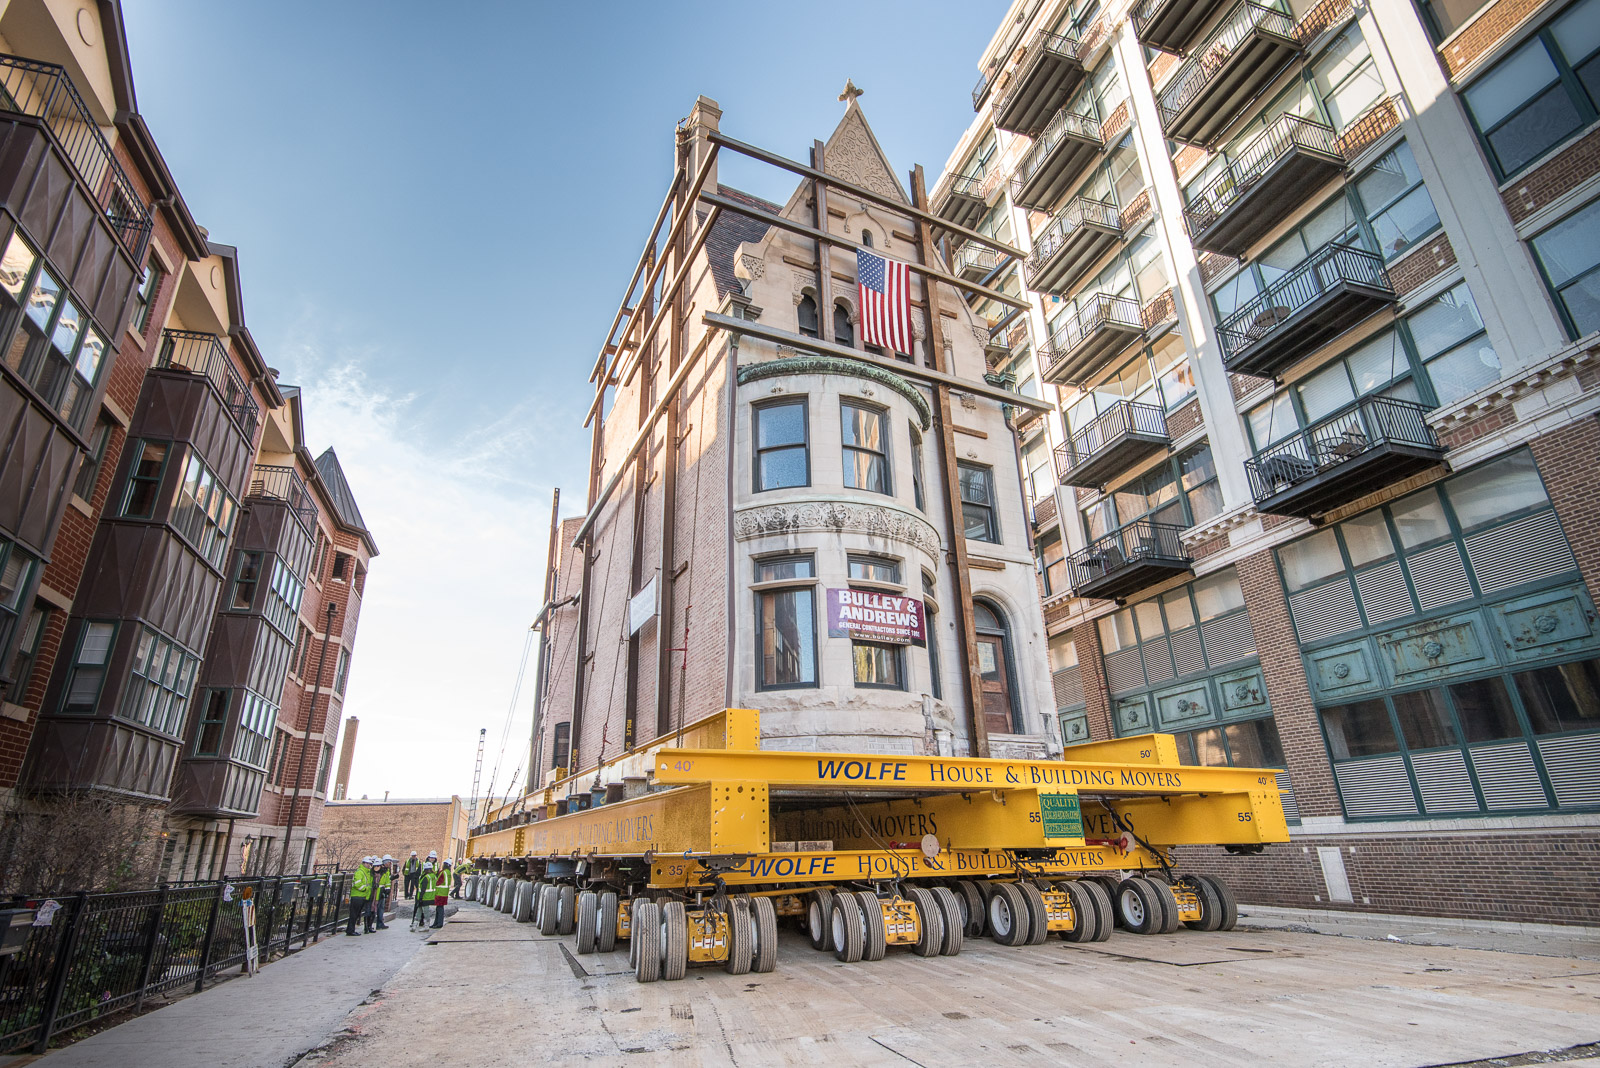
[
  {"xmin": 473, "ymin": 781, "xmax": 770, "ymax": 859},
  {"xmin": 773, "ymin": 792, "xmax": 1085, "ymax": 851},
  {"xmin": 1061, "ymin": 733, "xmax": 1181, "ymax": 766},
  {"xmin": 538, "ymin": 708, "xmax": 762, "ymax": 806}
]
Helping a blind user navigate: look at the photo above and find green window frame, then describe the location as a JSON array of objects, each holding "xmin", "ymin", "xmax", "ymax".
[
  {"xmin": 194, "ymin": 688, "xmax": 229, "ymax": 756},
  {"xmin": 119, "ymin": 440, "xmax": 170, "ymax": 519},
  {"xmin": 1529, "ymin": 196, "xmax": 1600, "ymax": 340},
  {"xmin": 0, "ymin": 537, "xmax": 40, "ymax": 673},
  {"xmin": 230, "ymin": 550, "xmax": 263, "ymax": 612},
  {"xmin": 958, "ymin": 462, "xmax": 1000, "ymax": 543},
  {"xmin": 171, "ymin": 450, "xmax": 238, "ymax": 570},
  {"xmin": 120, "ymin": 625, "xmax": 198, "ymax": 736},
  {"xmin": 73, "ymin": 417, "xmax": 113, "ymax": 502},
  {"xmin": 0, "ymin": 230, "xmax": 110, "ymax": 434},
  {"xmin": 232, "ymin": 690, "xmax": 277, "ymax": 768},
  {"xmin": 756, "ymin": 554, "xmax": 818, "ymax": 691},
  {"xmin": 1080, "ymin": 441, "xmax": 1220, "ymax": 544},
  {"xmin": 60, "ymin": 620, "xmax": 116, "ymax": 714}
]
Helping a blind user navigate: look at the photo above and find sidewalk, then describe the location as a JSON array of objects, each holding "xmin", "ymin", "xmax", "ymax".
[
  {"xmin": 1239, "ymin": 904, "xmax": 1600, "ymax": 959},
  {"xmin": 18, "ymin": 904, "xmax": 451, "ymax": 1068}
]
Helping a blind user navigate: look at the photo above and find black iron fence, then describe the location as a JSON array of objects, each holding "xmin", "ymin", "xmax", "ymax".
[
  {"xmin": 1056, "ymin": 401, "xmax": 1169, "ymax": 476},
  {"xmin": 1042, "ymin": 293, "xmax": 1142, "ymax": 380},
  {"xmin": 1010, "ymin": 107, "xmax": 1104, "ymax": 207},
  {"xmin": 0, "ymin": 872, "xmax": 351, "ymax": 1054},
  {"xmin": 156, "ymin": 330, "xmax": 260, "ymax": 438},
  {"xmin": 1157, "ymin": 2, "xmax": 1297, "ymax": 126},
  {"xmin": 972, "ymin": 71, "xmax": 992, "ymax": 111},
  {"xmin": 1244, "ymin": 395, "xmax": 1441, "ymax": 501},
  {"xmin": 1184, "ymin": 113, "xmax": 1340, "ymax": 235},
  {"xmin": 247, "ymin": 464, "xmax": 320, "ymax": 529},
  {"xmin": 1216, "ymin": 242, "xmax": 1390, "ymax": 360},
  {"xmin": 0, "ymin": 54, "xmax": 152, "ymax": 259},
  {"xmin": 995, "ymin": 31, "xmax": 1085, "ymax": 118},
  {"xmin": 1024, "ymin": 196, "xmax": 1120, "ymax": 286},
  {"xmin": 1067, "ymin": 519, "xmax": 1190, "ymax": 592}
]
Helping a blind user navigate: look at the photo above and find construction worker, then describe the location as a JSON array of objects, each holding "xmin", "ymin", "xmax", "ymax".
[
  {"xmin": 374, "ymin": 856, "xmax": 394, "ymax": 930},
  {"xmin": 347, "ymin": 856, "xmax": 374, "ymax": 936},
  {"xmin": 411, "ymin": 861, "xmax": 435, "ymax": 930},
  {"xmin": 403, "ymin": 851, "xmax": 421, "ymax": 899},
  {"xmin": 432, "ymin": 859, "xmax": 452, "ymax": 929}
]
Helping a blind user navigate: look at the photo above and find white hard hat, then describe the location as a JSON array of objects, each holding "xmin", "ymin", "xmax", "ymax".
[
  {"xmin": 428, "ymin": 850, "xmax": 437, "ymax": 858},
  {"xmin": 410, "ymin": 850, "xmax": 418, "ymax": 855},
  {"xmin": 383, "ymin": 855, "xmax": 394, "ymax": 861},
  {"xmin": 423, "ymin": 861, "xmax": 434, "ymax": 870}
]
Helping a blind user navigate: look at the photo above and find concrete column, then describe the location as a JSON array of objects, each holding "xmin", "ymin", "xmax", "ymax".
[
  {"xmin": 1113, "ymin": 26, "xmax": 1256, "ymax": 511},
  {"xmin": 1361, "ymin": 5, "xmax": 1568, "ymax": 372}
]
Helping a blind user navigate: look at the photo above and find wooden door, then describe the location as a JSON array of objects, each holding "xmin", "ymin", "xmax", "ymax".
[{"xmin": 977, "ymin": 633, "xmax": 1014, "ymax": 735}]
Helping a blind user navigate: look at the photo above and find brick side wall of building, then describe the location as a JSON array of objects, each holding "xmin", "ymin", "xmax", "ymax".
[
  {"xmin": 319, "ymin": 800, "xmax": 465, "ymax": 870},
  {"xmin": 1531, "ymin": 415, "xmax": 1600, "ymax": 610},
  {"xmin": 1176, "ymin": 828, "xmax": 1600, "ymax": 926},
  {"xmin": 1389, "ymin": 233, "xmax": 1458, "ymax": 297},
  {"xmin": 1071, "ymin": 620, "xmax": 1114, "ymax": 742},
  {"xmin": 1502, "ymin": 126, "xmax": 1600, "ymax": 224},
  {"xmin": 1441, "ymin": 0, "xmax": 1548, "ymax": 77},
  {"xmin": 1235, "ymin": 550, "xmax": 1341, "ymax": 816}
]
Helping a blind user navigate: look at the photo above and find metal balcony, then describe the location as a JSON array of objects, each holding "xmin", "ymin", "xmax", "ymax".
[
  {"xmin": 1217, "ymin": 243, "xmax": 1395, "ymax": 379},
  {"xmin": 156, "ymin": 330, "xmax": 260, "ymax": 437},
  {"xmin": 1069, "ymin": 519, "xmax": 1192, "ymax": 600},
  {"xmin": 1157, "ymin": 2, "xmax": 1301, "ymax": 146},
  {"xmin": 1040, "ymin": 294, "xmax": 1144, "ymax": 387},
  {"xmin": 0, "ymin": 54, "xmax": 152, "ymax": 258},
  {"xmin": 972, "ymin": 71, "xmax": 993, "ymax": 111},
  {"xmin": 1134, "ymin": 0, "xmax": 1233, "ymax": 52},
  {"xmin": 247, "ymin": 464, "xmax": 320, "ymax": 528},
  {"xmin": 954, "ymin": 242, "xmax": 1001, "ymax": 282},
  {"xmin": 1185, "ymin": 115, "xmax": 1344, "ymax": 256},
  {"xmin": 933, "ymin": 172, "xmax": 988, "ymax": 231},
  {"xmin": 1245, "ymin": 397, "xmax": 1446, "ymax": 517},
  {"xmin": 1009, "ymin": 107, "xmax": 1105, "ymax": 211},
  {"xmin": 1056, "ymin": 402, "xmax": 1171, "ymax": 489},
  {"xmin": 1023, "ymin": 196, "xmax": 1122, "ymax": 295},
  {"xmin": 993, "ymin": 31, "xmax": 1089, "ymax": 137}
]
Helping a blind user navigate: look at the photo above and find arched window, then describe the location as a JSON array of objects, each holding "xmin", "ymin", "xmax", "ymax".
[
  {"xmin": 797, "ymin": 294, "xmax": 819, "ymax": 338},
  {"xmin": 833, "ymin": 301, "xmax": 854, "ymax": 347},
  {"xmin": 861, "ymin": 229, "xmax": 874, "ymax": 247},
  {"xmin": 973, "ymin": 599, "xmax": 1020, "ymax": 735}
]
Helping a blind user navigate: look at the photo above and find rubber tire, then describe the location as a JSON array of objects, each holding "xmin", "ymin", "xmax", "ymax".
[
  {"xmin": 724, "ymin": 898, "xmax": 753, "ymax": 975},
  {"xmin": 1183, "ymin": 877, "xmax": 1223, "ymax": 932},
  {"xmin": 633, "ymin": 901, "xmax": 661, "ymax": 983},
  {"xmin": 1079, "ymin": 880, "xmax": 1113, "ymax": 942},
  {"xmin": 954, "ymin": 880, "xmax": 985, "ymax": 938},
  {"xmin": 598, "ymin": 892, "xmax": 619, "ymax": 952},
  {"xmin": 831, "ymin": 892, "xmax": 864, "ymax": 963},
  {"xmin": 576, "ymin": 891, "xmax": 599, "ymax": 954},
  {"xmin": 988, "ymin": 883, "xmax": 1030, "ymax": 947},
  {"xmin": 807, "ymin": 889, "xmax": 835, "ymax": 951},
  {"xmin": 1115, "ymin": 878, "xmax": 1163, "ymax": 935},
  {"xmin": 629, "ymin": 898, "xmax": 644, "ymax": 969},
  {"xmin": 557, "ymin": 885, "xmax": 577, "ymax": 936},
  {"xmin": 1020, "ymin": 882, "xmax": 1050, "ymax": 946},
  {"xmin": 1147, "ymin": 878, "xmax": 1183, "ymax": 934},
  {"xmin": 510, "ymin": 882, "xmax": 530, "ymax": 923},
  {"xmin": 1198, "ymin": 874, "xmax": 1238, "ymax": 931},
  {"xmin": 856, "ymin": 891, "xmax": 887, "ymax": 962},
  {"xmin": 538, "ymin": 884, "xmax": 560, "ymax": 936},
  {"xmin": 1060, "ymin": 880, "xmax": 1096, "ymax": 943},
  {"xmin": 660, "ymin": 901, "xmax": 688, "ymax": 981},
  {"xmin": 1094, "ymin": 876, "xmax": 1125, "ymax": 928},
  {"xmin": 907, "ymin": 888, "xmax": 942, "ymax": 958},
  {"xmin": 931, "ymin": 886, "xmax": 964, "ymax": 956},
  {"xmin": 749, "ymin": 896, "xmax": 778, "ymax": 974}
]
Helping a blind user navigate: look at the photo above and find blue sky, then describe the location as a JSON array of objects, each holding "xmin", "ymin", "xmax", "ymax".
[{"xmin": 121, "ymin": 1, "xmax": 1000, "ymax": 800}]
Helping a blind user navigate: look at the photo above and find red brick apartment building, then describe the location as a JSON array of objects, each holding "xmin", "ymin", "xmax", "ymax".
[
  {"xmin": 931, "ymin": 0, "xmax": 1600, "ymax": 923},
  {"xmin": 0, "ymin": 0, "xmax": 375, "ymax": 885}
]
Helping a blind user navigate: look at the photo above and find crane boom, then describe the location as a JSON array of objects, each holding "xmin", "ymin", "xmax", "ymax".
[{"xmin": 468, "ymin": 727, "xmax": 486, "ymax": 827}]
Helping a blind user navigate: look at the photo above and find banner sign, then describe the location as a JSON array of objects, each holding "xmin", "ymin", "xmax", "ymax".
[
  {"xmin": 628, "ymin": 577, "xmax": 658, "ymax": 635},
  {"xmin": 827, "ymin": 588, "xmax": 926, "ymax": 646}
]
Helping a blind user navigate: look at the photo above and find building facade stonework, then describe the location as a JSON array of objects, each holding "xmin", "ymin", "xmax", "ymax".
[{"xmin": 935, "ymin": 0, "xmax": 1600, "ymax": 923}]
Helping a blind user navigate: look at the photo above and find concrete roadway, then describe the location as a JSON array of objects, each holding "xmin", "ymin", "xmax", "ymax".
[{"xmin": 290, "ymin": 900, "xmax": 1599, "ymax": 1068}]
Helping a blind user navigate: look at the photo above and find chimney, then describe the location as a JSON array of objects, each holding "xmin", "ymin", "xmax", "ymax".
[
  {"xmin": 333, "ymin": 715, "xmax": 358, "ymax": 800},
  {"xmin": 684, "ymin": 95, "xmax": 720, "ymax": 196}
]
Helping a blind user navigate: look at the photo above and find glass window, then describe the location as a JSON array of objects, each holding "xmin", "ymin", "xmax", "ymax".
[
  {"xmin": 119, "ymin": 626, "xmax": 196, "ymax": 735},
  {"xmin": 334, "ymin": 649, "xmax": 350, "ymax": 695},
  {"xmin": 74, "ymin": 418, "xmax": 113, "ymax": 501},
  {"xmin": 195, "ymin": 689, "xmax": 228, "ymax": 756},
  {"xmin": 1341, "ymin": 510, "xmax": 1395, "ymax": 568},
  {"xmin": 5, "ymin": 603, "xmax": 46, "ymax": 702},
  {"xmin": 1223, "ymin": 717, "xmax": 1287, "ymax": 768},
  {"xmin": 1098, "ymin": 608, "xmax": 1137, "ymax": 652},
  {"xmin": 1450, "ymin": 676, "xmax": 1521, "ymax": 742},
  {"xmin": 757, "ymin": 555, "xmax": 816, "ymax": 689},
  {"xmin": 1516, "ymin": 659, "xmax": 1600, "ymax": 734},
  {"xmin": 1179, "ymin": 443, "xmax": 1222, "ymax": 526},
  {"xmin": 841, "ymin": 401, "xmax": 890, "ymax": 495},
  {"xmin": 1322, "ymin": 699, "xmax": 1399, "ymax": 759},
  {"xmin": 1279, "ymin": 528, "xmax": 1345, "ymax": 591},
  {"xmin": 1389, "ymin": 489, "xmax": 1451, "ymax": 548},
  {"xmin": 1247, "ymin": 392, "xmax": 1296, "ymax": 451},
  {"xmin": 1530, "ymin": 198, "xmax": 1600, "ymax": 339},
  {"xmin": 1161, "ymin": 588, "xmax": 1196, "ymax": 630},
  {"xmin": 170, "ymin": 450, "xmax": 238, "ymax": 569},
  {"xmin": 1298, "ymin": 361, "xmax": 1358, "ymax": 424},
  {"xmin": 958, "ymin": 463, "xmax": 999, "ymax": 542},
  {"xmin": 231, "ymin": 551, "xmax": 263, "ymax": 611},
  {"xmin": 754, "ymin": 400, "xmax": 808, "ymax": 491},
  {"xmin": 63, "ymin": 621, "xmax": 114, "ymax": 712},
  {"xmin": 1313, "ymin": 27, "xmax": 1386, "ymax": 131},
  {"xmin": 1192, "ymin": 570, "xmax": 1245, "ymax": 620},
  {"xmin": 1355, "ymin": 144, "xmax": 1440, "ymax": 261},
  {"xmin": 132, "ymin": 261, "xmax": 163, "ymax": 333},
  {"xmin": 853, "ymin": 642, "xmax": 904, "ymax": 689},
  {"xmin": 1420, "ymin": 0, "xmax": 1494, "ymax": 40},
  {"xmin": 1393, "ymin": 688, "xmax": 1458, "ymax": 749},
  {"xmin": 910, "ymin": 426, "xmax": 925, "ymax": 511},
  {"xmin": 1444, "ymin": 453, "xmax": 1548, "ymax": 530},
  {"xmin": 1040, "ymin": 536, "xmax": 1067, "ymax": 597},
  {"xmin": 833, "ymin": 302, "xmax": 854, "ymax": 347},
  {"xmin": 797, "ymin": 294, "xmax": 819, "ymax": 338},
  {"xmin": 848, "ymin": 555, "xmax": 901, "ymax": 584},
  {"xmin": 1191, "ymin": 726, "xmax": 1228, "ymax": 766},
  {"xmin": 1409, "ymin": 283, "xmax": 1501, "ymax": 403}
]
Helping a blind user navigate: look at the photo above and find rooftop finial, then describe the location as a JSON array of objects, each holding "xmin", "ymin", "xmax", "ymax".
[{"xmin": 839, "ymin": 79, "xmax": 864, "ymax": 104}]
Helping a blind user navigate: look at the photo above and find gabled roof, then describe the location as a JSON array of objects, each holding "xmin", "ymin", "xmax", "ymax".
[
  {"xmin": 314, "ymin": 448, "xmax": 371, "ymax": 539},
  {"xmin": 701, "ymin": 185, "xmax": 780, "ymax": 298},
  {"xmin": 778, "ymin": 99, "xmax": 911, "ymax": 221}
]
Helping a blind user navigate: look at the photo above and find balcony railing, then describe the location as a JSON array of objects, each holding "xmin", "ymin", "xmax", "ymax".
[
  {"xmin": 1156, "ymin": 2, "xmax": 1300, "ymax": 145},
  {"xmin": 1055, "ymin": 401, "xmax": 1171, "ymax": 489},
  {"xmin": 247, "ymin": 464, "xmax": 319, "ymax": 527},
  {"xmin": 156, "ymin": 330, "xmax": 259, "ymax": 437},
  {"xmin": 0, "ymin": 54, "xmax": 152, "ymax": 259},
  {"xmin": 1068, "ymin": 519, "xmax": 1192, "ymax": 600},
  {"xmin": 993, "ymin": 31, "xmax": 1088, "ymax": 136},
  {"xmin": 1217, "ymin": 242, "xmax": 1394, "ymax": 378},
  {"xmin": 1041, "ymin": 293, "xmax": 1144, "ymax": 386},
  {"xmin": 1023, "ymin": 196, "xmax": 1121, "ymax": 294},
  {"xmin": 1133, "ymin": 0, "xmax": 1232, "ymax": 52},
  {"xmin": 954, "ymin": 242, "xmax": 1001, "ymax": 280},
  {"xmin": 934, "ymin": 169, "xmax": 989, "ymax": 229},
  {"xmin": 973, "ymin": 71, "xmax": 993, "ymax": 111},
  {"xmin": 1009, "ymin": 106, "xmax": 1104, "ymax": 210},
  {"xmin": 1244, "ymin": 396, "xmax": 1445, "ymax": 516},
  {"xmin": 1184, "ymin": 114, "xmax": 1343, "ymax": 255}
]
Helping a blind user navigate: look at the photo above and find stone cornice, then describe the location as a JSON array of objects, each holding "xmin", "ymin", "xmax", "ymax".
[
  {"xmin": 1428, "ymin": 339, "xmax": 1600, "ymax": 426},
  {"xmin": 734, "ymin": 499, "xmax": 942, "ymax": 558}
]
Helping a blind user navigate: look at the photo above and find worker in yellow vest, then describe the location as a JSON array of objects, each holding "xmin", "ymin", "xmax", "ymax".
[
  {"xmin": 403, "ymin": 851, "xmax": 421, "ymax": 899},
  {"xmin": 431, "ymin": 859, "xmax": 452, "ymax": 929},
  {"xmin": 346, "ymin": 857, "xmax": 374, "ymax": 936},
  {"xmin": 411, "ymin": 861, "xmax": 436, "ymax": 931},
  {"xmin": 374, "ymin": 856, "xmax": 394, "ymax": 930}
]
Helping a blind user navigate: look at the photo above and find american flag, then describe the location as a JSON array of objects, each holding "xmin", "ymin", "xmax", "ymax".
[{"xmin": 856, "ymin": 248, "xmax": 913, "ymax": 355}]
